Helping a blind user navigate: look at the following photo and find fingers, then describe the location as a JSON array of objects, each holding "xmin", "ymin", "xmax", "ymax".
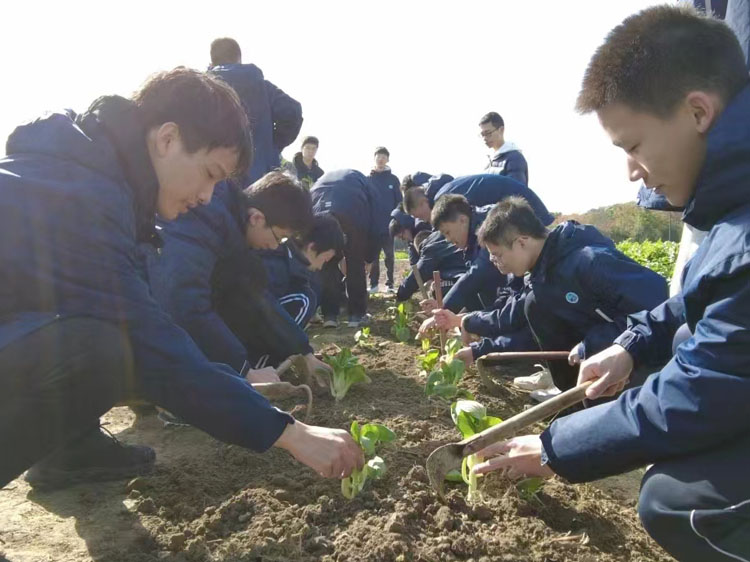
[
  {"xmin": 471, "ymin": 454, "xmax": 515, "ymax": 476},
  {"xmin": 471, "ymin": 438, "xmax": 512, "ymax": 460}
]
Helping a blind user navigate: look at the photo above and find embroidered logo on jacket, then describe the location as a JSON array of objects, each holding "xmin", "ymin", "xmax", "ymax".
[{"xmin": 565, "ymin": 292, "xmax": 579, "ymax": 304}]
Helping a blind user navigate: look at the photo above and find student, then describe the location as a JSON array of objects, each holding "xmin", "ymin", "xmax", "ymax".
[
  {"xmin": 293, "ymin": 136, "xmax": 324, "ymax": 190},
  {"xmin": 368, "ymin": 147, "xmax": 402, "ymax": 293},
  {"xmin": 470, "ymin": 8, "xmax": 750, "ymax": 561},
  {"xmin": 147, "ymin": 171, "xmax": 331, "ymax": 376},
  {"xmin": 311, "ymin": 169, "xmax": 379, "ymax": 328},
  {"xmin": 437, "ymin": 197, "xmax": 668, "ymax": 397},
  {"xmin": 401, "ymin": 172, "xmax": 455, "ymax": 203},
  {"xmin": 396, "ymin": 229, "xmax": 467, "ymax": 303},
  {"xmin": 479, "ymin": 111, "xmax": 529, "ymax": 185},
  {"xmin": 388, "ymin": 207, "xmax": 432, "ymax": 265},
  {"xmin": 0, "ymin": 68, "xmax": 362, "ymax": 491},
  {"xmin": 209, "ymin": 37, "xmax": 303, "ymax": 184}
]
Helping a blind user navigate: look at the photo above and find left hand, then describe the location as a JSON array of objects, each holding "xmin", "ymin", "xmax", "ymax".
[
  {"xmin": 417, "ymin": 316, "xmax": 437, "ymax": 339},
  {"xmin": 469, "ymin": 434, "xmax": 555, "ymax": 479},
  {"xmin": 432, "ymin": 309, "xmax": 461, "ymax": 331},
  {"xmin": 303, "ymin": 353, "xmax": 332, "ymax": 388},
  {"xmin": 568, "ymin": 342, "xmax": 583, "ymax": 366},
  {"xmin": 245, "ymin": 367, "xmax": 280, "ymax": 384},
  {"xmin": 456, "ymin": 347, "xmax": 475, "ymax": 366},
  {"xmin": 419, "ymin": 298, "xmax": 438, "ymax": 313}
]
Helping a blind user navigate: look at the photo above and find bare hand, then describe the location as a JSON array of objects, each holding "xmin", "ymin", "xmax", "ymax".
[
  {"xmin": 303, "ymin": 353, "xmax": 332, "ymax": 388},
  {"xmin": 568, "ymin": 343, "xmax": 583, "ymax": 366},
  {"xmin": 432, "ymin": 309, "xmax": 461, "ymax": 331},
  {"xmin": 245, "ymin": 367, "xmax": 280, "ymax": 384},
  {"xmin": 418, "ymin": 316, "xmax": 437, "ymax": 339},
  {"xmin": 470, "ymin": 435, "xmax": 555, "ymax": 479},
  {"xmin": 420, "ymin": 298, "xmax": 438, "ymax": 313},
  {"xmin": 577, "ymin": 344, "xmax": 634, "ymax": 400},
  {"xmin": 274, "ymin": 421, "xmax": 365, "ymax": 478},
  {"xmin": 456, "ymin": 347, "xmax": 474, "ymax": 366}
]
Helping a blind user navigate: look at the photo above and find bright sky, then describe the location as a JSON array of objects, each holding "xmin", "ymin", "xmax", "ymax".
[{"xmin": 0, "ymin": 0, "xmax": 665, "ymax": 214}]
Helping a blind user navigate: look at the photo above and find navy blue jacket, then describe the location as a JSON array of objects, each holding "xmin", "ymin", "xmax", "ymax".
[
  {"xmin": 396, "ymin": 230, "xmax": 467, "ymax": 301},
  {"xmin": 465, "ymin": 222, "xmax": 668, "ymax": 359},
  {"xmin": 210, "ymin": 64, "xmax": 302, "ymax": 184},
  {"xmin": 542, "ymin": 84, "xmax": 750, "ymax": 483},
  {"xmin": 486, "ymin": 147, "xmax": 529, "ymax": 185},
  {"xmin": 435, "ymin": 174, "xmax": 554, "ymax": 225},
  {"xmin": 146, "ymin": 182, "xmax": 313, "ymax": 370},
  {"xmin": 293, "ymin": 152, "xmax": 324, "ymax": 189},
  {"xmin": 369, "ymin": 168, "xmax": 403, "ymax": 236},
  {"xmin": 410, "ymin": 171, "xmax": 433, "ymax": 186},
  {"xmin": 0, "ymin": 96, "xmax": 291, "ymax": 452},
  {"xmin": 442, "ymin": 206, "xmax": 513, "ymax": 312},
  {"xmin": 424, "ymin": 173, "xmax": 455, "ymax": 206},
  {"xmin": 464, "ymin": 290, "xmax": 538, "ymax": 359},
  {"xmin": 259, "ymin": 241, "xmax": 315, "ymax": 302},
  {"xmin": 311, "ymin": 169, "xmax": 380, "ymax": 238},
  {"xmin": 390, "ymin": 207, "xmax": 432, "ymax": 265},
  {"xmin": 636, "ymin": 184, "xmax": 683, "ymax": 212}
]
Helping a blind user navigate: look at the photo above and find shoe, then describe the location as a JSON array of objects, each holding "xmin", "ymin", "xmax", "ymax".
[
  {"xmin": 385, "ymin": 285, "xmax": 395, "ymax": 294},
  {"xmin": 530, "ymin": 386, "xmax": 562, "ymax": 403},
  {"xmin": 348, "ymin": 314, "xmax": 372, "ymax": 329},
  {"xmin": 25, "ymin": 427, "xmax": 155, "ymax": 491},
  {"xmin": 513, "ymin": 364, "xmax": 554, "ymax": 391},
  {"xmin": 368, "ymin": 285, "xmax": 379, "ymax": 294},
  {"xmin": 310, "ymin": 312, "xmax": 323, "ymax": 324},
  {"xmin": 323, "ymin": 318, "xmax": 338, "ymax": 328}
]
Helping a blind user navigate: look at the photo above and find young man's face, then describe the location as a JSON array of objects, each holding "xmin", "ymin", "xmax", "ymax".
[
  {"xmin": 150, "ymin": 123, "xmax": 238, "ymax": 220},
  {"xmin": 411, "ymin": 198, "xmax": 432, "ymax": 223},
  {"xmin": 438, "ymin": 215, "xmax": 470, "ymax": 249},
  {"xmin": 485, "ymin": 238, "xmax": 532, "ymax": 277},
  {"xmin": 597, "ymin": 98, "xmax": 713, "ymax": 208},
  {"xmin": 304, "ymin": 245, "xmax": 336, "ymax": 271},
  {"xmin": 479, "ymin": 122, "xmax": 504, "ymax": 150},
  {"xmin": 245, "ymin": 209, "xmax": 294, "ymax": 250},
  {"xmin": 302, "ymin": 143, "xmax": 318, "ymax": 161},
  {"xmin": 374, "ymin": 153, "xmax": 389, "ymax": 170}
]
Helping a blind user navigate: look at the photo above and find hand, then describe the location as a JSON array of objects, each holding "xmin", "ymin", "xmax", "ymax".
[
  {"xmin": 456, "ymin": 347, "xmax": 474, "ymax": 366},
  {"xmin": 432, "ymin": 309, "xmax": 461, "ymax": 331},
  {"xmin": 245, "ymin": 367, "xmax": 280, "ymax": 384},
  {"xmin": 470, "ymin": 435, "xmax": 555, "ymax": 479},
  {"xmin": 303, "ymin": 353, "xmax": 332, "ymax": 388},
  {"xmin": 419, "ymin": 298, "xmax": 438, "ymax": 313},
  {"xmin": 577, "ymin": 344, "xmax": 634, "ymax": 400},
  {"xmin": 274, "ymin": 421, "xmax": 365, "ymax": 478},
  {"xmin": 417, "ymin": 316, "xmax": 437, "ymax": 339},
  {"xmin": 568, "ymin": 343, "xmax": 583, "ymax": 366}
]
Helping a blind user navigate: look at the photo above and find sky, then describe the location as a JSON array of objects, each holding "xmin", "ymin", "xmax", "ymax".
[{"xmin": 0, "ymin": 0, "xmax": 666, "ymax": 214}]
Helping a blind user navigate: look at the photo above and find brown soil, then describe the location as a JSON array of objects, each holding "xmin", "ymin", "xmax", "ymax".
[{"xmin": 0, "ymin": 261, "xmax": 669, "ymax": 562}]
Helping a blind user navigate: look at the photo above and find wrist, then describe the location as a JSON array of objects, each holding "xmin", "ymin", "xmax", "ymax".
[{"xmin": 273, "ymin": 418, "xmax": 302, "ymax": 451}]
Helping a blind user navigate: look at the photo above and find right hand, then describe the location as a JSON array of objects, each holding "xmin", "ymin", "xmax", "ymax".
[
  {"xmin": 417, "ymin": 316, "xmax": 437, "ymax": 339},
  {"xmin": 274, "ymin": 421, "xmax": 364, "ymax": 478},
  {"xmin": 577, "ymin": 344, "xmax": 634, "ymax": 400},
  {"xmin": 303, "ymin": 353, "xmax": 332, "ymax": 388},
  {"xmin": 432, "ymin": 309, "xmax": 461, "ymax": 331},
  {"xmin": 419, "ymin": 298, "xmax": 438, "ymax": 313},
  {"xmin": 245, "ymin": 367, "xmax": 280, "ymax": 384}
]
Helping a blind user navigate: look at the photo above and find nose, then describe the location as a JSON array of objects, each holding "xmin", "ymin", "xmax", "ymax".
[
  {"xmin": 627, "ymin": 156, "xmax": 646, "ymax": 183},
  {"xmin": 198, "ymin": 182, "xmax": 216, "ymax": 205}
]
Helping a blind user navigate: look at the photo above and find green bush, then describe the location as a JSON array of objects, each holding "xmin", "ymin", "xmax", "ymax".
[{"xmin": 616, "ymin": 239, "xmax": 679, "ymax": 280}]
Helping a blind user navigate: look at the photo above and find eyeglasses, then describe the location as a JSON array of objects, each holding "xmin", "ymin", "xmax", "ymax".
[
  {"xmin": 269, "ymin": 225, "xmax": 283, "ymax": 246},
  {"xmin": 479, "ymin": 128, "xmax": 498, "ymax": 139}
]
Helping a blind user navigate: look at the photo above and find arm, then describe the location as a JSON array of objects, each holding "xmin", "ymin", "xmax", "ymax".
[
  {"xmin": 503, "ymin": 152, "xmax": 528, "ymax": 185},
  {"xmin": 542, "ymin": 268, "xmax": 750, "ymax": 482},
  {"xmin": 442, "ymin": 248, "xmax": 507, "ymax": 312},
  {"xmin": 265, "ymin": 80, "xmax": 303, "ymax": 151}
]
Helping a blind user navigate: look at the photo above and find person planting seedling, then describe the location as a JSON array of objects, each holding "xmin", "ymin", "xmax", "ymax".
[
  {"xmin": 340, "ymin": 421, "xmax": 395, "ymax": 499},
  {"xmin": 322, "ymin": 348, "xmax": 371, "ymax": 401}
]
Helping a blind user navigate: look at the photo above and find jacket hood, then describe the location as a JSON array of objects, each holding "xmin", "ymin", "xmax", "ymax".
[
  {"xmin": 684, "ymin": 82, "xmax": 750, "ymax": 230},
  {"xmin": 6, "ymin": 95, "xmax": 160, "ymax": 245}
]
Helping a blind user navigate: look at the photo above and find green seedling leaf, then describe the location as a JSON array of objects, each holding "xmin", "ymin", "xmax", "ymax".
[
  {"xmin": 445, "ymin": 469, "xmax": 464, "ymax": 482},
  {"xmin": 325, "ymin": 348, "xmax": 371, "ymax": 401},
  {"xmin": 366, "ymin": 456, "xmax": 386, "ymax": 479},
  {"xmin": 341, "ymin": 422, "xmax": 395, "ymax": 499},
  {"xmin": 421, "ymin": 338, "xmax": 432, "ymax": 352},
  {"xmin": 417, "ymin": 348, "xmax": 440, "ymax": 373},
  {"xmin": 517, "ymin": 477, "xmax": 545, "ymax": 504}
]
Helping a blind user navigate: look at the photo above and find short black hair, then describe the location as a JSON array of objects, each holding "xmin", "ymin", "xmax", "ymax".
[
  {"xmin": 401, "ymin": 174, "xmax": 416, "ymax": 190},
  {"xmin": 133, "ymin": 67, "xmax": 253, "ymax": 177},
  {"xmin": 389, "ymin": 218, "xmax": 406, "ymax": 238},
  {"xmin": 577, "ymin": 5, "xmax": 748, "ymax": 117},
  {"xmin": 242, "ymin": 171, "xmax": 313, "ymax": 233},
  {"xmin": 414, "ymin": 230, "xmax": 431, "ymax": 252},
  {"xmin": 210, "ymin": 38, "xmax": 242, "ymax": 66},
  {"xmin": 477, "ymin": 196, "xmax": 548, "ymax": 247},
  {"xmin": 403, "ymin": 186, "xmax": 428, "ymax": 214},
  {"xmin": 479, "ymin": 112, "xmax": 504, "ymax": 128},
  {"xmin": 431, "ymin": 194, "xmax": 472, "ymax": 229},
  {"xmin": 300, "ymin": 213, "xmax": 345, "ymax": 256},
  {"xmin": 374, "ymin": 146, "xmax": 390, "ymax": 157},
  {"xmin": 302, "ymin": 136, "xmax": 319, "ymax": 147}
]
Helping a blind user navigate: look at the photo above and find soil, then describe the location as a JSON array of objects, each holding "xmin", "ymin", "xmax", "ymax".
[{"xmin": 0, "ymin": 260, "xmax": 669, "ymax": 562}]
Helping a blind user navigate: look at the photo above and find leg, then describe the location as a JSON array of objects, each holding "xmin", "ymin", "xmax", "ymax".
[
  {"xmin": 320, "ymin": 258, "xmax": 344, "ymax": 322},
  {"xmin": 341, "ymin": 220, "xmax": 368, "ymax": 319},
  {"xmin": 639, "ymin": 432, "xmax": 750, "ymax": 561},
  {"xmin": 0, "ymin": 318, "xmax": 151, "ymax": 488},
  {"xmin": 383, "ymin": 234, "xmax": 395, "ymax": 288},
  {"xmin": 369, "ymin": 247, "xmax": 381, "ymax": 289}
]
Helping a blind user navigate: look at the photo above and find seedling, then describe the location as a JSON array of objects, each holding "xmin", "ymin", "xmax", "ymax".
[
  {"xmin": 322, "ymin": 348, "xmax": 371, "ymax": 401},
  {"xmin": 389, "ymin": 302, "xmax": 412, "ymax": 343},
  {"xmin": 424, "ymin": 338, "xmax": 472, "ymax": 400},
  {"xmin": 341, "ymin": 421, "xmax": 396, "ymax": 499},
  {"xmin": 417, "ymin": 338, "xmax": 440, "ymax": 375},
  {"xmin": 354, "ymin": 326, "xmax": 375, "ymax": 350},
  {"xmin": 517, "ymin": 477, "xmax": 545, "ymax": 505},
  {"xmin": 450, "ymin": 400, "xmax": 502, "ymax": 502}
]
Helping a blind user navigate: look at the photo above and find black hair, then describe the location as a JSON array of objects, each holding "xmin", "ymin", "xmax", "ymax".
[
  {"xmin": 414, "ymin": 230, "xmax": 431, "ymax": 252},
  {"xmin": 479, "ymin": 112, "xmax": 504, "ymax": 128},
  {"xmin": 210, "ymin": 37, "xmax": 242, "ymax": 66},
  {"xmin": 302, "ymin": 135, "xmax": 319, "ymax": 147},
  {"xmin": 242, "ymin": 171, "xmax": 313, "ymax": 233},
  {"xmin": 431, "ymin": 194, "xmax": 472, "ymax": 229},
  {"xmin": 299, "ymin": 213, "xmax": 345, "ymax": 256},
  {"xmin": 477, "ymin": 196, "xmax": 548, "ymax": 246},
  {"xmin": 389, "ymin": 218, "xmax": 406, "ymax": 238},
  {"xmin": 403, "ymin": 186, "xmax": 428, "ymax": 214},
  {"xmin": 374, "ymin": 146, "xmax": 390, "ymax": 157}
]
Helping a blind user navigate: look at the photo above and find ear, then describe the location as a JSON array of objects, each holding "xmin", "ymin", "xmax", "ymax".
[
  {"xmin": 152, "ymin": 122, "xmax": 181, "ymax": 157},
  {"xmin": 684, "ymin": 91, "xmax": 722, "ymax": 134},
  {"xmin": 516, "ymin": 235, "xmax": 530, "ymax": 249},
  {"xmin": 247, "ymin": 208, "xmax": 266, "ymax": 227}
]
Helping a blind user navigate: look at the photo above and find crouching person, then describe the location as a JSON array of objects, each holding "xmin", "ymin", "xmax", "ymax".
[{"xmin": 0, "ymin": 68, "xmax": 362, "ymax": 491}]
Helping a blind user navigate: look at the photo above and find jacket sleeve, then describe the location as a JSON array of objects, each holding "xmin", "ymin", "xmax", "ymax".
[
  {"xmin": 503, "ymin": 152, "xmax": 528, "ymax": 185},
  {"xmin": 577, "ymin": 252, "xmax": 669, "ymax": 358},
  {"xmin": 265, "ymin": 80, "xmax": 303, "ymax": 151},
  {"xmin": 396, "ymin": 246, "xmax": 442, "ymax": 301},
  {"xmin": 443, "ymin": 248, "xmax": 506, "ymax": 312},
  {"xmin": 541, "ymin": 267, "xmax": 750, "ymax": 483}
]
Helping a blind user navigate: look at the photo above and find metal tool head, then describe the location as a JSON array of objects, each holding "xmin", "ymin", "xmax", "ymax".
[{"xmin": 426, "ymin": 442, "xmax": 464, "ymax": 498}]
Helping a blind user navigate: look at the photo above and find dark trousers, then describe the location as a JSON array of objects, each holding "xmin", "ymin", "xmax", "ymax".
[
  {"xmin": 639, "ymin": 431, "xmax": 750, "ymax": 561},
  {"xmin": 368, "ymin": 233, "xmax": 395, "ymax": 288},
  {"xmin": 0, "ymin": 318, "xmax": 133, "ymax": 487},
  {"xmin": 320, "ymin": 214, "xmax": 368, "ymax": 319}
]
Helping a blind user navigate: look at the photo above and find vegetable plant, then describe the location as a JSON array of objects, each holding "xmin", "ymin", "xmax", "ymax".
[
  {"xmin": 417, "ymin": 338, "xmax": 440, "ymax": 375},
  {"xmin": 354, "ymin": 326, "xmax": 375, "ymax": 350},
  {"xmin": 389, "ymin": 302, "xmax": 412, "ymax": 343},
  {"xmin": 322, "ymin": 348, "xmax": 371, "ymax": 401},
  {"xmin": 450, "ymin": 400, "xmax": 502, "ymax": 501},
  {"xmin": 425, "ymin": 338, "xmax": 472, "ymax": 400},
  {"xmin": 516, "ymin": 477, "xmax": 545, "ymax": 505},
  {"xmin": 341, "ymin": 421, "xmax": 396, "ymax": 499}
]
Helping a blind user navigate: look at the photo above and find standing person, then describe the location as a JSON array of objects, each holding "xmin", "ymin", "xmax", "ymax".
[
  {"xmin": 311, "ymin": 170, "xmax": 379, "ymax": 328},
  {"xmin": 368, "ymin": 147, "xmax": 402, "ymax": 293},
  {"xmin": 209, "ymin": 37, "xmax": 303, "ymax": 184},
  {"xmin": 471, "ymin": 7, "xmax": 750, "ymax": 561},
  {"xmin": 479, "ymin": 112, "xmax": 529, "ymax": 185},
  {"xmin": 0, "ymin": 68, "xmax": 362, "ymax": 491},
  {"xmin": 293, "ymin": 136, "xmax": 324, "ymax": 189}
]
